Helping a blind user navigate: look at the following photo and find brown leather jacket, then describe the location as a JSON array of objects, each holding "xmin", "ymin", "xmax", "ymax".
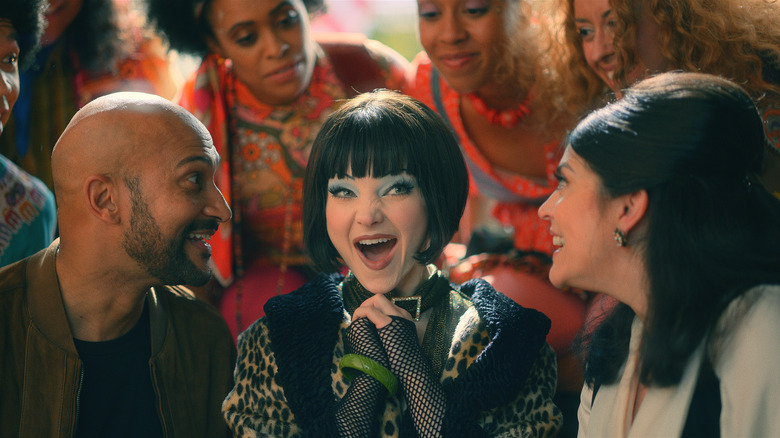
[{"xmin": 0, "ymin": 240, "xmax": 236, "ymax": 438}]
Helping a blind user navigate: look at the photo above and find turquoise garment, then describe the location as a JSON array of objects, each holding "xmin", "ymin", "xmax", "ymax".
[{"xmin": 0, "ymin": 155, "xmax": 56, "ymax": 267}]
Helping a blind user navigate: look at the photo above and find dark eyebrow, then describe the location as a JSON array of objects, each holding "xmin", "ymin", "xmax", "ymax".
[
  {"xmin": 176, "ymin": 155, "xmax": 212, "ymax": 168},
  {"xmin": 269, "ymin": 0, "xmax": 293, "ymax": 16},
  {"xmin": 602, "ymin": 9, "xmax": 613, "ymax": 19},
  {"xmin": 228, "ymin": 21, "xmax": 254, "ymax": 35},
  {"xmin": 555, "ymin": 162, "xmax": 573, "ymax": 175}
]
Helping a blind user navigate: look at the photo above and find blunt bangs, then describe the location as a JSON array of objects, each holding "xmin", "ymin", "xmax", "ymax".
[{"xmin": 316, "ymin": 105, "xmax": 430, "ymax": 181}]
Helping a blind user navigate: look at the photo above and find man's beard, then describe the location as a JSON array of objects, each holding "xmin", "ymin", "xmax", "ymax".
[{"xmin": 121, "ymin": 179, "xmax": 214, "ymax": 287}]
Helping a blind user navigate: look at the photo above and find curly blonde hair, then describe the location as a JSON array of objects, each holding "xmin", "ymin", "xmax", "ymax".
[
  {"xmin": 498, "ymin": 0, "xmax": 587, "ymax": 133},
  {"xmin": 611, "ymin": 0, "xmax": 780, "ymax": 98}
]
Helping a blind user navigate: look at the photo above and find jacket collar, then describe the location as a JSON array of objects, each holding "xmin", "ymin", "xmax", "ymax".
[{"xmin": 26, "ymin": 239, "xmax": 168, "ymax": 353}]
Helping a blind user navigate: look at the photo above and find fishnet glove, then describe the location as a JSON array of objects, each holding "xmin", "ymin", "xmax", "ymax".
[
  {"xmin": 335, "ymin": 317, "xmax": 389, "ymax": 437},
  {"xmin": 378, "ymin": 316, "xmax": 445, "ymax": 438}
]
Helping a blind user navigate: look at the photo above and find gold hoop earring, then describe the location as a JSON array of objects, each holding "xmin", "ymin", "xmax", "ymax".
[{"xmin": 613, "ymin": 229, "xmax": 627, "ymax": 247}]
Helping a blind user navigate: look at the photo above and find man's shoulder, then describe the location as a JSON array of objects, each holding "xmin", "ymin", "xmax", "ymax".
[{"xmin": 0, "ymin": 257, "xmax": 29, "ymax": 297}]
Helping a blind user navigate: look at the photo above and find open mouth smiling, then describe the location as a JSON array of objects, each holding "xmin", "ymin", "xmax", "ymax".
[
  {"xmin": 357, "ymin": 237, "xmax": 397, "ymax": 261},
  {"xmin": 186, "ymin": 229, "xmax": 218, "ymax": 255},
  {"xmin": 354, "ymin": 236, "xmax": 398, "ymax": 270}
]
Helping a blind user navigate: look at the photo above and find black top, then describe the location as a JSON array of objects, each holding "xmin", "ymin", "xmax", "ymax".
[{"xmin": 73, "ymin": 302, "xmax": 164, "ymax": 438}]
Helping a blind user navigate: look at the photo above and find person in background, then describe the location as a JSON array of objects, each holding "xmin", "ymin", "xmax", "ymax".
[
  {"xmin": 223, "ymin": 90, "xmax": 561, "ymax": 437},
  {"xmin": 405, "ymin": 1, "xmax": 593, "ymax": 433},
  {"xmin": 145, "ymin": 0, "xmax": 409, "ymax": 339},
  {"xmin": 555, "ymin": 0, "xmax": 618, "ymax": 107},
  {"xmin": 0, "ymin": 0, "xmax": 56, "ymax": 267},
  {"xmin": 0, "ymin": 0, "xmax": 177, "ymax": 190},
  {"xmin": 539, "ymin": 72, "xmax": 780, "ymax": 437},
  {"xmin": 0, "ymin": 92, "xmax": 235, "ymax": 437},
  {"xmin": 559, "ymin": 0, "xmax": 780, "ymax": 194}
]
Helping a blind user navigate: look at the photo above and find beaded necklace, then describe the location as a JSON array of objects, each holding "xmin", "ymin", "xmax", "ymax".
[{"xmin": 465, "ymin": 91, "xmax": 531, "ymax": 129}]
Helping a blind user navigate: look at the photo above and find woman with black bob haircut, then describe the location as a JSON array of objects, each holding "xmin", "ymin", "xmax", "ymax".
[
  {"xmin": 539, "ymin": 71, "xmax": 780, "ymax": 436},
  {"xmin": 304, "ymin": 87, "xmax": 468, "ymax": 272},
  {"xmin": 223, "ymin": 90, "xmax": 562, "ymax": 437}
]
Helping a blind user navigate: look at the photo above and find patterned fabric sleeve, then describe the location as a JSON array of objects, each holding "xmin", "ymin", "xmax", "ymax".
[
  {"xmin": 485, "ymin": 344, "xmax": 562, "ymax": 437},
  {"xmin": 440, "ymin": 301, "xmax": 561, "ymax": 438},
  {"xmin": 223, "ymin": 320, "xmax": 304, "ymax": 437}
]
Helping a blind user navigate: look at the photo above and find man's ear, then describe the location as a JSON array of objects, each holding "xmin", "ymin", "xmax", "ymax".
[
  {"xmin": 617, "ymin": 189, "xmax": 648, "ymax": 233},
  {"xmin": 84, "ymin": 174, "xmax": 121, "ymax": 224}
]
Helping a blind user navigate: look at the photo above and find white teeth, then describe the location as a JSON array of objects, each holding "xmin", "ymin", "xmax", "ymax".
[
  {"xmin": 359, "ymin": 238, "xmax": 391, "ymax": 246},
  {"xmin": 188, "ymin": 233, "xmax": 212, "ymax": 241},
  {"xmin": 552, "ymin": 236, "xmax": 564, "ymax": 247},
  {"xmin": 606, "ymin": 70, "xmax": 615, "ymax": 80}
]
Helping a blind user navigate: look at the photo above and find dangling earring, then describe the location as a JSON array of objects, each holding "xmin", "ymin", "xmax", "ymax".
[{"xmin": 613, "ymin": 229, "xmax": 627, "ymax": 247}]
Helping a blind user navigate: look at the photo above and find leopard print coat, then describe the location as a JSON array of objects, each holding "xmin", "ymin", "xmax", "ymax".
[{"xmin": 223, "ymin": 273, "xmax": 561, "ymax": 437}]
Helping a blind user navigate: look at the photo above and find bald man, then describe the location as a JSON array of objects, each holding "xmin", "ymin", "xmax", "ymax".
[{"xmin": 0, "ymin": 92, "xmax": 236, "ymax": 438}]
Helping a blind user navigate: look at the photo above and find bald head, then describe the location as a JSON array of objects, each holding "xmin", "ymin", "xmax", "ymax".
[
  {"xmin": 52, "ymin": 91, "xmax": 231, "ymax": 288},
  {"xmin": 51, "ymin": 92, "xmax": 213, "ymax": 205}
]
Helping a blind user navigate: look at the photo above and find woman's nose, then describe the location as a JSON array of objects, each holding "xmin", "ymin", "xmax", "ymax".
[
  {"xmin": 593, "ymin": 29, "xmax": 615, "ymax": 62},
  {"xmin": 538, "ymin": 193, "xmax": 554, "ymax": 220},
  {"xmin": 439, "ymin": 13, "xmax": 467, "ymax": 44},
  {"xmin": 261, "ymin": 29, "xmax": 290, "ymax": 59},
  {"xmin": 355, "ymin": 197, "xmax": 382, "ymax": 226}
]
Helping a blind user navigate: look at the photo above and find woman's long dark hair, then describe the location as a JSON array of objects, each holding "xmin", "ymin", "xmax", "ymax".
[{"xmin": 572, "ymin": 72, "xmax": 780, "ymax": 387}]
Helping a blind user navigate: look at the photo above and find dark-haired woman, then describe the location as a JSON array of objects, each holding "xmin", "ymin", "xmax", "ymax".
[
  {"xmin": 0, "ymin": 0, "xmax": 176, "ymax": 190},
  {"xmin": 145, "ymin": 0, "xmax": 409, "ymax": 339},
  {"xmin": 539, "ymin": 72, "xmax": 780, "ymax": 436},
  {"xmin": 223, "ymin": 90, "xmax": 561, "ymax": 437}
]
